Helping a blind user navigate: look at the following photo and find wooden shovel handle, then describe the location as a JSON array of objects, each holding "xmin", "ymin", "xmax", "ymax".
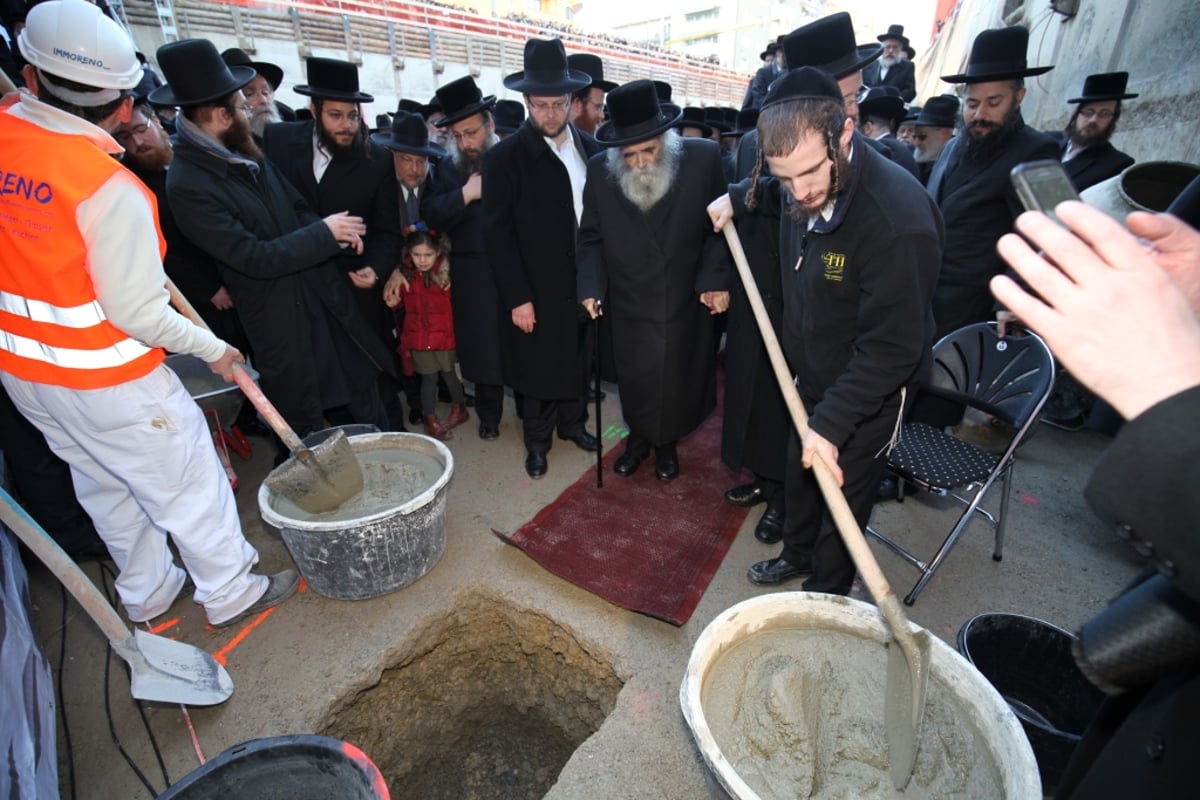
[
  {"xmin": 721, "ymin": 225, "xmax": 900, "ymax": 611},
  {"xmin": 165, "ymin": 280, "xmax": 306, "ymax": 454}
]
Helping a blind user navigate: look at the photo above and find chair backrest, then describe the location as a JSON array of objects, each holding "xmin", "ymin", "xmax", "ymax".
[{"xmin": 926, "ymin": 322, "xmax": 1056, "ymax": 429}]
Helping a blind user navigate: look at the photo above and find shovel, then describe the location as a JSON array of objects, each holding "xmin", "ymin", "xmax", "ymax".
[
  {"xmin": 0, "ymin": 488, "xmax": 234, "ymax": 706},
  {"xmin": 721, "ymin": 224, "xmax": 932, "ymax": 790},
  {"xmin": 165, "ymin": 281, "xmax": 363, "ymax": 514}
]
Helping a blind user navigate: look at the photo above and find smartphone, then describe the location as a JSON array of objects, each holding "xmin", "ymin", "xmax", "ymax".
[{"xmin": 1010, "ymin": 160, "xmax": 1079, "ymax": 227}]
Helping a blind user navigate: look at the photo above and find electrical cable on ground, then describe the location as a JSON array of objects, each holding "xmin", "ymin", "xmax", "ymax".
[{"xmin": 57, "ymin": 583, "xmax": 77, "ymax": 800}]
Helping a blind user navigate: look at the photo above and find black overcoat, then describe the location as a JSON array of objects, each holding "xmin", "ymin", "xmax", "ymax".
[
  {"xmin": 166, "ymin": 137, "xmax": 392, "ymax": 433},
  {"xmin": 483, "ymin": 121, "xmax": 601, "ymax": 399},
  {"xmin": 925, "ymin": 119, "xmax": 1059, "ymax": 337},
  {"xmin": 577, "ymin": 137, "xmax": 730, "ymax": 444},
  {"xmin": 1047, "ymin": 131, "xmax": 1136, "ymax": 192},
  {"xmin": 862, "ymin": 59, "xmax": 916, "ymax": 102},
  {"xmin": 421, "ymin": 154, "xmax": 505, "ymax": 386}
]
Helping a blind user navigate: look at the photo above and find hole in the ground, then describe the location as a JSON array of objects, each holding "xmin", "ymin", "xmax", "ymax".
[{"xmin": 321, "ymin": 591, "xmax": 623, "ymax": 798}]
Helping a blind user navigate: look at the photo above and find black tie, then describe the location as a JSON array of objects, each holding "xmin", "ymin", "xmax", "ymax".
[{"xmin": 406, "ymin": 189, "xmax": 420, "ymax": 226}]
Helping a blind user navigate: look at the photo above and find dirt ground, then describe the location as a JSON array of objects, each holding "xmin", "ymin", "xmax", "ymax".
[{"xmin": 24, "ymin": 385, "xmax": 1142, "ymax": 799}]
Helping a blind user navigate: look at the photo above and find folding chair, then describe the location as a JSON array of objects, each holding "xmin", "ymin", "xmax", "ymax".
[{"xmin": 867, "ymin": 322, "xmax": 1055, "ymax": 605}]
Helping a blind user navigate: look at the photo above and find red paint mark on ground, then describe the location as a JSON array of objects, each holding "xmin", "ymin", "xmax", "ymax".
[
  {"xmin": 209, "ymin": 606, "xmax": 279, "ymax": 666},
  {"xmin": 1018, "ymin": 493, "xmax": 1039, "ymax": 505},
  {"xmin": 147, "ymin": 618, "xmax": 179, "ymax": 635}
]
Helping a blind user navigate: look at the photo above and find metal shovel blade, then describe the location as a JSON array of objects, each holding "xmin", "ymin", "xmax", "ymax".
[
  {"xmin": 118, "ymin": 630, "xmax": 234, "ymax": 706},
  {"xmin": 264, "ymin": 429, "xmax": 364, "ymax": 514},
  {"xmin": 880, "ymin": 596, "xmax": 933, "ymax": 790}
]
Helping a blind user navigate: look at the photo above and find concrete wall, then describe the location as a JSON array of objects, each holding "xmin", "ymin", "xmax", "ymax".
[{"xmin": 913, "ymin": 0, "xmax": 1200, "ymax": 166}]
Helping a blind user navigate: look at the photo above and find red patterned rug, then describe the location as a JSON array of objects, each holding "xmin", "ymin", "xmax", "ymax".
[{"xmin": 494, "ymin": 387, "xmax": 749, "ymax": 626}]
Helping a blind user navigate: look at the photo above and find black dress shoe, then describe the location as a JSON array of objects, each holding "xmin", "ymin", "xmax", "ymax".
[
  {"xmin": 525, "ymin": 452, "xmax": 547, "ymax": 479},
  {"xmin": 747, "ymin": 557, "xmax": 811, "ymax": 585},
  {"xmin": 754, "ymin": 506, "xmax": 785, "ymax": 544},
  {"xmin": 654, "ymin": 446, "xmax": 679, "ymax": 481},
  {"xmin": 877, "ymin": 476, "xmax": 899, "ymax": 501},
  {"xmin": 559, "ymin": 430, "xmax": 599, "ymax": 452},
  {"xmin": 725, "ymin": 482, "xmax": 765, "ymax": 507},
  {"xmin": 613, "ymin": 446, "xmax": 648, "ymax": 476},
  {"xmin": 408, "ymin": 407, "xmax": 423, "ymax": 426},
  {"xmin": 478, "ymin": 422, "xmax": 500, "ymax": 440}
]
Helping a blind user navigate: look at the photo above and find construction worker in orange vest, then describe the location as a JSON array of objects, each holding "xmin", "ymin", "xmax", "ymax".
[{"xmin": 0, "ymin": 0, "xmax": 297, "ymax": 627}]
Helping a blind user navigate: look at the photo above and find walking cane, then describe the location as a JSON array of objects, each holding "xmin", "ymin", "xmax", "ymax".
[{"xmin": 593, "ymin": 303, "xmax": 604, "ymax": 488}]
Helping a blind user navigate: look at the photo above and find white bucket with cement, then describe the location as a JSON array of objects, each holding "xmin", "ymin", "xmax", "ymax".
[{"xmin": 680, "ymin": 593, "xmax": 1040, "ymax": 799}]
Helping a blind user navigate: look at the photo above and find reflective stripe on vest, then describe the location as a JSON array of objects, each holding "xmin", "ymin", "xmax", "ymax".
[{"xmin": 0, "ymin": 110, "xmax": 165, "ymax": 389}]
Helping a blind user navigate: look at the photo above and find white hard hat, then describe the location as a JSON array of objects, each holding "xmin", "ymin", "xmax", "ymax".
[{"xmin": 18, "ymin": 0, "xmax": 143, "ymax": 90}]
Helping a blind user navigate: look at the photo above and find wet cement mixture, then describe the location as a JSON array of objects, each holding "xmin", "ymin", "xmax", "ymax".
[
  {"xmin": 269, "ymin": 449, "xmax": 443, "ymax": 523},
  {"xmin": 702, "ymin": 628, "xmax": 1003, "ymax": 799}
]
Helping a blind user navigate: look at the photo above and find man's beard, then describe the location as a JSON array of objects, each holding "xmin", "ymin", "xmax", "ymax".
[
  {"xmin": 531, "ymin": 115, "xmax": 568, "ymax": 140},
  {"xmin": 1066, "ymin": 118, "xmax": 1113, "ymax": 150},
  {"xmin": 220, "ymin": 112, "xmax": 264, "ymax": 162},
  {"xmin": 879, "ymin": 53, "xmax": 900, "ymax": 69},
  {"xmin": 318, "ymin": 120, "xmax": 360, "ymax": 155},
  {"xmin": 249, "ymin": 103, "xmax": 282, "ymax": 138},
  {"xmin": 448, "ymin": 132, "xmax": 497, "ymax": 175},
  {"xmin": 126, "ymin": 140, "xmax": 172, "ymax": 172},
  {"xmin": 963, "ymin": 106, "xmax": 1021, "ymax": 165},
  {"xmin": 606, "ymin": 130, "xmax": 683, "ymax": 212},
  {"xmin": 786, "ymin": 148, "xmax": 850, "ymax": 226}
]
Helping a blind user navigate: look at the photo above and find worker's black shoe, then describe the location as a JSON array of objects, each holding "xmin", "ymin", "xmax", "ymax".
[
  {"xmin": 213, "ymin": 570, "xmax": 299, "ymax": 628},
  {"xmin": 725, "ymin": 482, "xmax": 765, "ymax": 506},
  {"xmin": 747, "ymin": 557, "xmax": 811, "ymax": 585},
  {"xmin": 754, "ymin": 506, "xmax": 785, "ymax": 544}
]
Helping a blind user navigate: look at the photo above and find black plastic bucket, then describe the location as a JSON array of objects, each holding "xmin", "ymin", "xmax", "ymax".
[
  {"xmin": 957, "ymin": 613, "xmax": 1104, "ymax": 796},
  {"xmin": 156, "ymin": 735, "xmax": 388, "ymax": 799}
]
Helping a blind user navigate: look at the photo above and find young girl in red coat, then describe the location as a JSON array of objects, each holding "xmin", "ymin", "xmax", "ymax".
[{"xmin": 386, "ymin": 225, "xmax": 468, "ymax": 440}]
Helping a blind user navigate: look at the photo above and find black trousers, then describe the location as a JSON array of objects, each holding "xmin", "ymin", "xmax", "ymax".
[
  {"xmin": 779, "ymin": 396, "xmax": 899, "ymax": 595},
  {"xmin": 473, "ymin": 383, "xmax": 505, "ymax": 427},
  {"xmin": 521, "ymin": 396, "xmax": 587, "ymax": 455}
]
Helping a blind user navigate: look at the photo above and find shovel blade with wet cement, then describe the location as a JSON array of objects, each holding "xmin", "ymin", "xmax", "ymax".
[
  {"xmin": 0, "ymin": 489, "xmax": 234, "ymax": 706},
  {"xmin": 721, "ymin": 224, "xmax": 930, "ymax": 789},
  {"xmin": 166, "ymin": 279, "xmax": 363, "ymax": 514}
]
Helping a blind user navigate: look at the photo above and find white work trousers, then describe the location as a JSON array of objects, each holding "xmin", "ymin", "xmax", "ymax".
[{"xmin": 2, "ymin": 364, "xmax": 267, "ymax": 624}]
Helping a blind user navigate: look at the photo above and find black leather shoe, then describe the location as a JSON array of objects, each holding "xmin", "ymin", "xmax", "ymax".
[
  {"xmin": 559, "ymin": 430, "xmax": 599, "ymax": 452},
  {"xmin": 754, "ymin": 506, "xmax": 785, "ymax": 544},
  {"xmin": 408, "ymin": 407, "xmax": 423, "ymax": 426},
  {"xmin": 525, "ymin": 452, "xmax": 547, "ymax": 479},
  {"xmin": 747, "ymin": 557, "xmax": 810, "ymax": 585},
  {"xmin": 654, "ymin": 446, "xmax": 679, "ymax": 481},
  {"xmin": 478, "ymin": 422, "xmax": 499, "ymax": 440},
  {"xmin": 613, "ymin": 446, "xmax": 648, "ymax": 476},
  {"xmin": 725, "ymin": 482, "xmax": 765, "ymax": 507}
]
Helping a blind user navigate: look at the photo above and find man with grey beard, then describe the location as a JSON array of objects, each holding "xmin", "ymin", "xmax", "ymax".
[
  {"xmin": 220, "ymin": 48, "xmax": 295, "ymax": 139},
  {"xmin": 578, "ymin": 80, "xmax": 730, "ymax": 481},
  {"xmin": 862, "ymin": 24, "xmax": 916, "ymax": 102},
  {"xmin": 910, "ymin": 95, "xmax": 958, "ymax": 186}
]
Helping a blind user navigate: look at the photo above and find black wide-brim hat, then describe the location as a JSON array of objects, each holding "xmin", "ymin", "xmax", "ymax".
[
  {"xmin": 595, "ymin": 79, "xmax": 683, "ymax": 148},
  {"xmin": 493, "ymin": 99, "xmax": 526, "ymax": 134},
  {"xmin": 433, "ymin": 76, "xmax": 496, "ymax": 127},
  {"xmin": 1068, "ymin": 71, "xmax": 1138, "ymax": 103},
  {"xmin": 652, "ymin": 80, "xmax": 681, "ymax": 118},
  {"xmin": 858, "ymin": 86, "xmax": 906, "ymax": 122},
  {"xmin": 220, "ymin": 48, "xmax": 283, "ymax": 91},
  {"xmin": 877, "ymin": 24, "xmax": 909, "ymax": 47},
  {"xmin": 370, "ymin": 110, "xmax": 444, "ymax": 158},
  {"xmin": 567, "ymin": 53, "xmax": 617, "ymax": 92},
  {"xmin": 913, "ymin": 94, "xmax": 960, "ymax": 127},
  {"xmin": 503, "ymin": 38, "xmax": 592, "ymax": 94},
  {"xmin": 294, "ymin": 57, "xmax": 373, "ymax": 103},
  {"xmin": 675, "ymin": 107, "xmax": 713, "ymax": 137},
  {"xmin": 721, "ymin": 107, "xmax": 758, "ymax": 137},
  {"xmin": 759, "ymin": 42, "xmax": 780, "ymax": 61},
  {"xmin": 150, "ymin": 39, "xmax": 256, "ymax": 108},
  {"xmin": 781, "ymin": 13, "xmax": 882, "ymax": 80},
  {"xmin": 941, "ymin": 25, "xmax": 1053, "ymax": 84}
]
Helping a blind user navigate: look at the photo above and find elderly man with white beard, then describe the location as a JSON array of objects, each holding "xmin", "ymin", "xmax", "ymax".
[{"xmin": 578, "ymin": 80, "xmax": 731, "ymax": 481}]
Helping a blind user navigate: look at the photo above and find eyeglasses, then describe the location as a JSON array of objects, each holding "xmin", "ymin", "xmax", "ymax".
[
  {"xmin": 913, "ymin": 133, "xmax": 928, "ymax": 141},
  {"xmin": 1078, "ymin": 108, "xmax": 1115, "ymax": 120},
  {"xmin": 451, "ymin": 124, "xmax": 484, "ymax": 143},
  {"xmin": 230, "ymin": 105, "xmax": 252, "ymax": 116},
  {"xmin": 528, "ymin": 99, "xmax": 569, "ymax": 114},
  {"xmin": 324, "ymin": 110, "xmax": 361, "ymax": 124},
  {"xmin": 114, "ymin": 123, "xmax": 151, "ymax": 142}
]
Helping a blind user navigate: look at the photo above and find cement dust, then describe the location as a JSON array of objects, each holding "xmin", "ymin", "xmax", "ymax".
[
  {"xmin": 268, "ymin": 449, "xmax": 442, "ymax": 523},
  {"xmin": 702, "ymin": 628, "xmax": 1002, "ymax": 799}
]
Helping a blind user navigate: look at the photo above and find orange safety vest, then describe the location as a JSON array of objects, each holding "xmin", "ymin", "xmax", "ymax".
[{"xmin": 0, "ymin": 110, "xmax": 167, "ymax": 389}]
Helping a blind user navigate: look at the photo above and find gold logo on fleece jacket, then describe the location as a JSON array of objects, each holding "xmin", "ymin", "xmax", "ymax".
[{"xmin": 821, "ymin": 251, "xmax": 846, "ymax": 282}]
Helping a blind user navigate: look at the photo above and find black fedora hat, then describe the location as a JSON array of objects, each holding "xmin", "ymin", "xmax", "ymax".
[
  {"xmin": 901, "ymin": 106, "xmax": 922, "ymax": 125},
  {"xmin": 370, "ymin": 110, "xmax": 445, "ymax": 158},
  {"xmin": 595, "ymin": 79, "xmax": 683, "ymax": 148},
  {"xmin": 396, "ymin": 98, "xmax": 426, "ymax": 116},
  {"xmin": 913, "ymin": 94, "xmax": 959, "ymax": 127},
  {"xmin": 493, "ymin": 99, "xmax": 526, "ymax": 134},
  {"xmin": 675, "ymin": 107, "xmax": 714, "ymax": 137},
  {"xmin": 941, "ymin": 26, "xmax": 1053, "ymax": 84},
  {"xmin": 433, "ymin": 76, "xmax": 496, "ymax": 128},
  {"xmin": 567, "ymin": 53, "xmax": 617, "ymax": 92},
  {"xmin": 150, "ymin": 39, "xmax": 256, "ymax": 108},
  {"xmin": 220, "ymin": 48, "xmax": 283, "ymax": 91},
  {"xmin": 721, "ymin": 107, "xmax": 758, "ymax": 137},
  {"xmin": 703, "ymin": 107, "xmax": 729, "ymax": 133},
  {"xmin": 858, "ymin": 86, "xmax": 906, "ymax": 122},
  {"xmin": 759, "ymin": 41, "xmax": 780, "ymax": 61},
  {"xmin": 1068, "ymin": 71, "xmax": 1138, "ymax": 103},
  {"xmin": 877, "ymin": 24, "xmax": 910, "ymax": 47},
  {"xmin": 294, "ymin": 57, "xmax": 373, "ymax": 103},
  {"xmin": 762, "ymin": 66, "xmax": 843, "ymax": 111},
  {"xmin": 781, "ymin": 13, "xmax": 882, "ymax": 80},
  {"xmin": 652, "ymin": 80, "xmax": 681, "ymax": 118},
  {"xmin": 503, "ymin": 38, "xmax": 591, "ymax": 94}
]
